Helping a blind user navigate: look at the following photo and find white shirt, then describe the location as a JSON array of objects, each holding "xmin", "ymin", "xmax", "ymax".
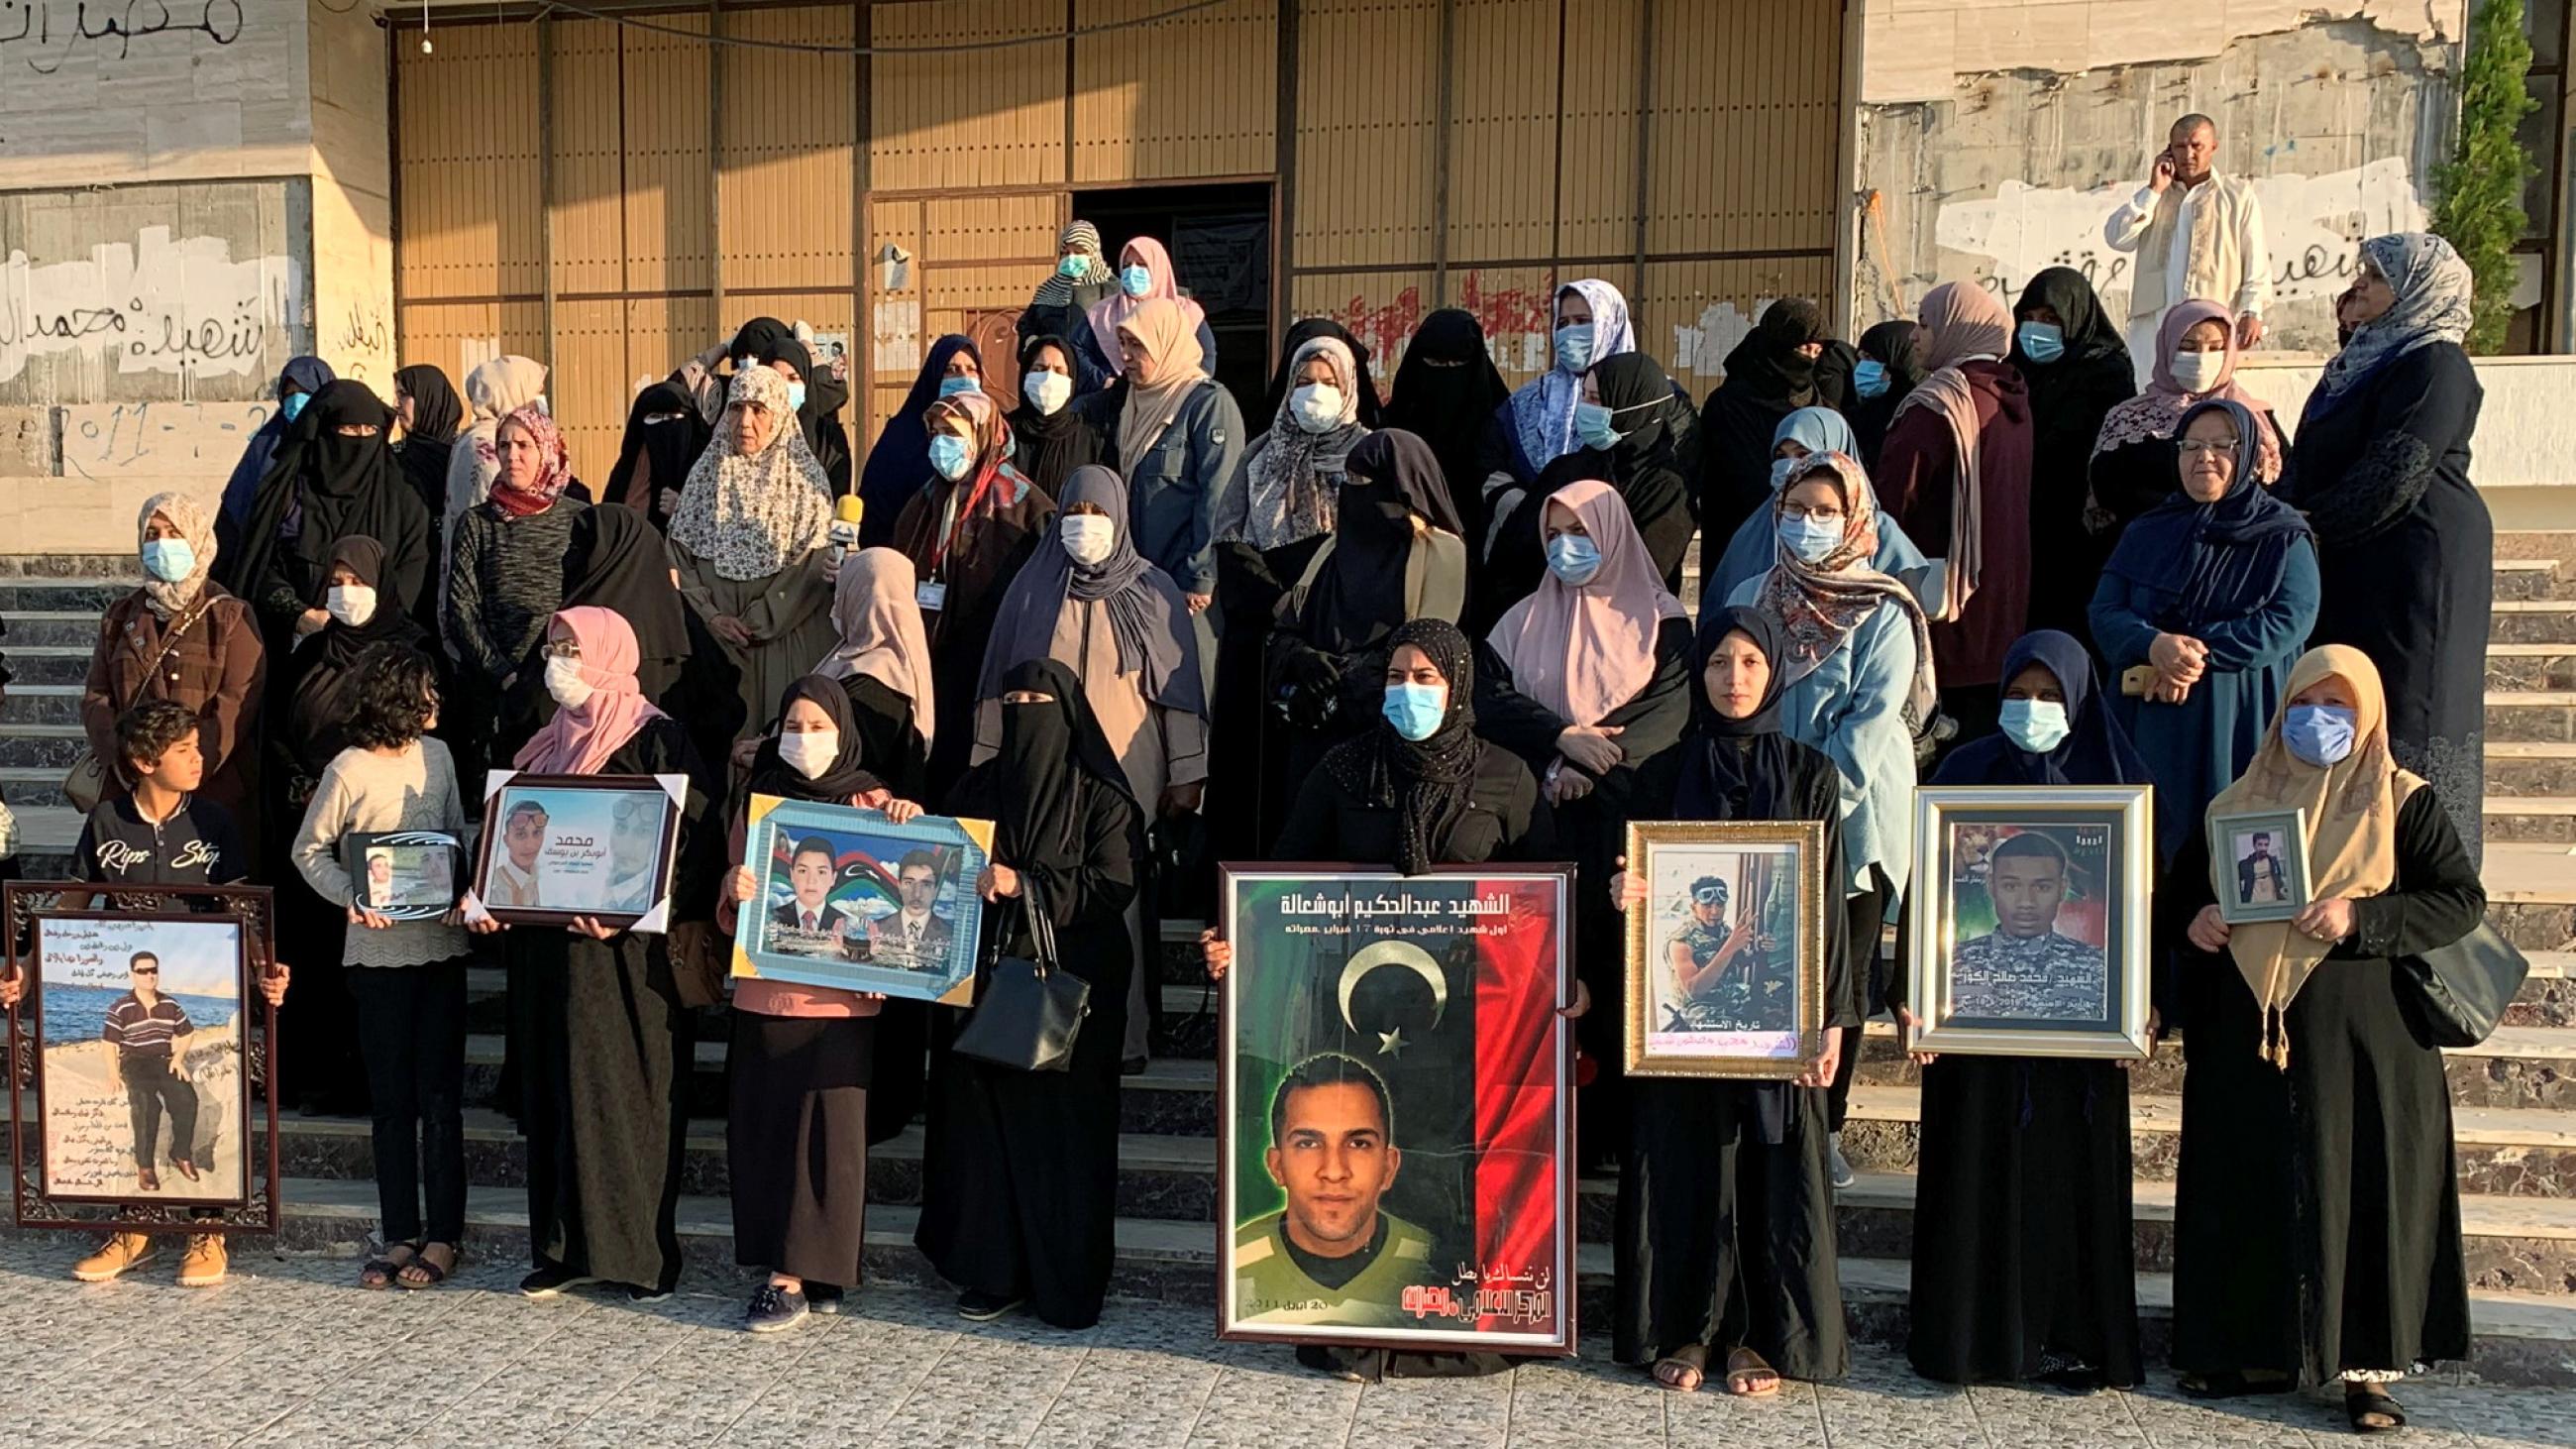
[{"xmin": 2102, "ymin": 173, "xmax": 2271, "ymax": 318}]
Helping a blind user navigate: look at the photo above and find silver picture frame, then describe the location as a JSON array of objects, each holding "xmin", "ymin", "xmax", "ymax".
[{"xmin": 2207, "ymin": 806, "xmax": 2313, "ymax": 925}]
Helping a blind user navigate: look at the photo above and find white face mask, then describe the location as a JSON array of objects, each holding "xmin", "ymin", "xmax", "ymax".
[
  {"xmin": 2169, "ymin": 349, "xmax": 2225, "ymax": 394},
  {"xmin": 544, "ymin": 655, "xmax": 593, "ymax": 710},
  {"xmin": 1061, "ymin": 513, "xmax": 1117, "ymax": 567},
  {"xmin": 1289, "ymin": 382, "xmax": 1344, "ymax": 434},
  {"xmin": 1022, "ymin": 369, "xmax": 1073, "ymax": 416},
  {"xmin": 325, "ymin": 584, "xmax": 377, "ymax": 627},
  {"xmin": 777, "ymin": 728, "xmax": 839, "ymax": 780}
]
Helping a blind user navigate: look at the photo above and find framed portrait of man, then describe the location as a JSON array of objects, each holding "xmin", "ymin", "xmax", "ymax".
[
  {"xmin": 469, "ymin": 772, "xmax": 686, "ymax": 932},
  {"xmin": 1622, "ymin": 821, "xmax": 1829, "ymax": 1079},
  {"xmin": 729, "ymin": 795, "xmax": 992, "ymax": 1005},
  {"xmin": 2207, "ymin": 807, "xmax": 2312, "ymax": 925},
  {"xmin": 345, "ymin": 831, "xmax": 462, "ymax": 920},
  {"xmin": 3, "ymin": 883, "xmax": 281, "ymax": 1236},
  {"xmin": 1218, "ymin": 865, "xmax": 1576, "ymax": 1356},
  {"xmin": 1905, "ymin": 786, "xmax": 2156, "ymax": 1059}
]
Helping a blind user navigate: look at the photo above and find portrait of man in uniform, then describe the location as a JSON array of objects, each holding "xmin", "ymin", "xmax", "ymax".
[
  {"xmin": 1948, "ymin": 831, "xmax": 2108, "ymax": 1021},
  {"xmin": 1233, "ymin": 1053, "xmax": 1436, "ymax": 1328}
]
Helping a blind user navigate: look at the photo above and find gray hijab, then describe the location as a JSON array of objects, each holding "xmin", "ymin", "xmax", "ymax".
[
  {"xmin": 2308, "ymin": 232, "xmax": 2474, "ymax": 419},
  {"xmin": 974, "ymin": 465, "xmax": 1206, "ymax": 715}
]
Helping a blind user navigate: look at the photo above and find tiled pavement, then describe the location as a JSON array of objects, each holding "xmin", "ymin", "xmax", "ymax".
[{"xmin": 1, "ymin": 1238, "xmax": 2572, "ymax": 1447}]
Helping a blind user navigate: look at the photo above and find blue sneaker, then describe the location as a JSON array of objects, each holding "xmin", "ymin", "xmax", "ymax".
[{"xmin": 746, "ymin": 1282, "xmax": 808, "ymax": 1334}]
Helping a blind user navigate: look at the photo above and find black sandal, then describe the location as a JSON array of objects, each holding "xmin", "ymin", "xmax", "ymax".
[
  {"xmin": 396, "ymin": 1242, "xmax": 458, "ymax": 1290},
  {"xmin": 2346, "ymin": 1386, "xmax": 2407, "ymax": 1433},
  {"xmin": 361, "ymin": 1242, "xmax": 419, "ymax": 1291},
  {"xmin": 2180, "ymin": 1370, "xmax": 2293, "ymax": 1399}
]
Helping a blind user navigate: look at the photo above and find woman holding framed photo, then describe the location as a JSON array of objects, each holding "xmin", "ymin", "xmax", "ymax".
[{"xmin": 2162, "ymin": 645, "xmax": 2482, "ymax": 1432}]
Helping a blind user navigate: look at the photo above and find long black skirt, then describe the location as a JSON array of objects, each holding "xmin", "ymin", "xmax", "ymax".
[
  {"xmin": 728, "ymin": 1011, "xmax": 876, "ymax": 1289},
  {"xmin": 1905, "ymin": 1056, "xmax": 2141, "ymax": 1386},
  {"xmin": 1614, "ymin": 1077, "xmax": 1848, "ymax": 1381}
]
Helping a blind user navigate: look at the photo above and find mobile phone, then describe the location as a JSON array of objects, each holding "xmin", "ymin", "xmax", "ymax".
[{"xmin": 2121, "ymin": 664, "xmax": 2160, "ymax": 697}]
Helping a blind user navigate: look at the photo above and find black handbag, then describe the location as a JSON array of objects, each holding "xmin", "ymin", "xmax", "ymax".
[
  {"xmin": 2394, "ymin": 922, "xmax": 2529, "ymax": 1050},
  {"xmin": 952, "ymin": 876, "xmax": 1092, "ymax": 1072}
]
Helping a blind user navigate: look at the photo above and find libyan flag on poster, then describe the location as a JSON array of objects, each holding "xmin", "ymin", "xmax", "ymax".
[{"xmin": 1218, "ymin": 866, "xmax": 1575, "ymax": 1356}]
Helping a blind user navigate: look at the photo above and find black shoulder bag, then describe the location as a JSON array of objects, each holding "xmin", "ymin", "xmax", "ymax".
[
  {"xmin": 952, "ymin": 873, "xmax": 1093, "ymax": 1072},
  {"xmin": 2395, "ymin": 922, "xmax": 2529, "ymax": 1051}
]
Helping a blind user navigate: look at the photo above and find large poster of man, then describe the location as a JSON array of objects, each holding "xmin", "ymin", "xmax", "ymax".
[{"xmin": 1219, "ymin": 866, "xmax": 1574, "ymax": 1355}]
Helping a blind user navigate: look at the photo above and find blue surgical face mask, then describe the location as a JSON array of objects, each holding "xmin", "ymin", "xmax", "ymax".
[
  {"xmin": 1058, "ymin": 254, "xmax": 1088, "ymax": 279},
  {"xmin": 927, "ymin": 433, "xmax": 973, "ymax": 482},
  {"xmin": 1769, "ymin": 455, "xmax": 1800, "ymax": 491},
  {"xmin": 937, "ymin": 376, "xmax": 981, "ymax": 398},
  {"xmin": 786, "ymin": 381, "xmax": 808, "ymax": 413},
  {"xmin": 1998, "ymin": 699, "xmax": 2072, "ymax": 754},
  {"xmin": 1778, "ymin": 514, "xmax": 1842, "ymax": 564},
  {"xmin": 1573, "ymin": 401, "xmax": 1622, "ymax": 450},
  {"xmin": 1382, "ymin": 682, "xmax": 1448, "ymax": 742},
  {"xmin": 1546, "ymin": 533, "xmax": 1602, "ymax": 585},
  {"xmin": 2016, "ymin": 321, "xmax": 2065, "ymax": 365},
  {"xmin": 279, "ymin": 391, "xmax": 309, "ymax": 422},
  {"xmin": 1121, "ymin": 265, "xmax": 1153, "ymax": 298},
  {"xmin": 1554, "ymin": 323, "xmax": 1594, "ymax": 373},
  {"xmin": 2283, "ymin": 705, "xmax": 2358, "ymax": 767},
  {"xmin": 1853, "ymin": 359, "xmax": 1889, "ymax": 398},
  {"xmin": 141, "ymin": 538, "xmax": 195, "ymax": 583}
]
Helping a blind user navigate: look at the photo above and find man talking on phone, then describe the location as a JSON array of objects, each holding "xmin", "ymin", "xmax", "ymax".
[{"xmin": 2101, "ymin": 113, "xmax": 2270, "ymax": 385}]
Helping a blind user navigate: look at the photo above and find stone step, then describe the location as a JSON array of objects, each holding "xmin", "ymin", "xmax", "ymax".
[
  {"xmin": 0, "ymin": 765, "xmax": 71, "ymax": 810},
  {"xmin": 2495, "ymin": 558, "xmax": 2569, "ymax": 604},
  {"xmin": 237, "ymin": 1180, "xmax": 2576, "ymax": 1382},
  {"xmin": 5, "ymin": 803, "xmax": 79, "ymax": 854},
  {"xmin": 2491, "ymin": 794, "xmax": 2576, "ymax": 845},
  {"xmin": 2491, "ymin": 741, "xmax": 2576, "ymax": 798},
  {"xmin": 0, "ymin": 728, "xmax": 85, "ymax": 776},
  {"xmin": 0, "ymin": 612, "xmax": 107, "ymax": 649},
  {"xmin": 0, "ymin": 644, "xmax": 94, "ymax": 688},
  {"xmin": 2493, "ymin": 692, "xmax": 2576, "ymax": 744},
  {"xmin": 0, "ymin": 579, "xmax": 136, "ymax": 613},
  {"xmin": 2494, "ymin": 602, "xmax": 2576, "ymax": 646},
  {"xmin": 0, "ymin": 683, "xmax": 81, "ymax": 726}
]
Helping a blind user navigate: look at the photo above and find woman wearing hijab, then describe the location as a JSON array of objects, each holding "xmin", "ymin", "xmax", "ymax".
[
  {"xmin": 760, "ymin": 334, "xmax": 855, "ymax": 500},
  {"xmin": 1266, "ymin": 430, "xmax": 1469, "ymax": 796},
  {"xmin": 2089, "ymin": 298, "xmax": 2286, "ymax": 553},
  {"xmin": 890, "ymin": 389, "xmax": 1056, "ymax": 792},
  {"xmin": 916, "ymin": 657, "xmax": 1144, "ymax": 1330},
  {"xmin": 225, "ymin": 380, "xmax": 434, "ymax": 657},
  {"xmin": 84, "ymin": 492, "xmax": 268, "ymax": 851},
  {"xmin": 716, "ymin": 675, "xmax": 929, "ymax": 1332},
  {"xmin": 976, "ymin": 466, "xmax": 1208, "ymax": 1068},
  {"xmin": 668, "ymin": 366, "xmax": 839, "ymax": 740},
  {"xmin": 2279, "ymin": 234, "xmax": 2491, "ymax": 864},
  {"xmin": 1728, "ymin": 453, "xmax": 1937, "ymax": 1179},
  {"xmin": 2164, "ymin": 646, "xmax": 2480, "ymax": 1431},
  {"xmin": 393, "ymin": 364, "xmax": 465, "ymax": 539},
  {"xmin": 1476, "ymin": 279, "xmax": 1637, "ymax": 540},
  {"xmin": 218, "ymin": 356, "xmax": 334, "ymax": 532},
  {"xmin": 447, "ymin": 405, "xmax": 590, "ymax": 789},
  {"xmin": 814, "ymin": 547, "xmax": 936, "ymax": 803},
  {"xmin": 1079, "ymin": 296, "xmax": 1245, "ymax": 612},
  {"xmin": 1075, "ymin": 236, "xmax": 1219, "ymax": 385},
  {"xmin": 1383, "ymin": 307, "xmax": 1511, "ymax": 544},
  {"xmin": 1482, "ymin": 353, "xmax": 1695, "ymax": 625},
  {"xmin": 2009, "ymin": 268, "xmax": 2137, "ymax": 643},
  {"xmin": 1610, "ymin": 607, "xmax": 1855, "ymax": 1396},
  {"xmin": 1257, "ymin": 318, "xmax": 1385, "ymax": 430},
  {"xmin": 855, "ymin": 335, "xmax": 985, "ymax": 549},
  {"xmin": 1479, "ymin": 480, "xmax": 1691, "ymax": 1163},
  {"xmin": 487, "ymin": 606, "xmax": 725, "ymax": 1302},
  {"xmin": 1696, "ymin": 298, "xmax": 1828, "ymax": 546},
  {"xmin": 1845, "ymin": 322, "xmax": 1926, "ymax": 472},
  {"xmin": 1876, "ymin": 282, "xmax": 2036, "ymax": 743},
  {"xmin": 1020, "ymin": 221, "xmax": 1118, "ymax": 390},
  {"xmin": 1009, "ymin": 333, "xmax": 1107, "ymax": 497},
  {"xmin": 1704, "ymin": 407, "xmax": 1936, "ymax": 613},
  {"xmin": 1891, "ymin": 629, "xmax": 2155, "ymax": 1391},
  {"xmin": 603, "ymin": 382, "xmax": 713, "ymax": 528},
  {"xmin": 441, "ymin": 355, "xmax": 549, "ymax": 552},
  {"xmin": 2093, "ymin": 398, "xmax": 2318, "ymax": 859}
]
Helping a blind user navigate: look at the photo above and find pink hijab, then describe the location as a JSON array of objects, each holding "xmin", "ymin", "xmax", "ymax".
[
  {"xmin": 1889, "ymin": 282, "xmax": 2012, "ymax": 619},
  {"xmin": 1484, "ymin": 480, "xmax": 1685, "ymax": 727},
  {"xmin": 1084, "ymin": 237, "xmax": 1206, "ymax": 364},
  {"xmin": 2093, "ymin": 298, "xmax": 2282, "ymax": 482},
  {"xmin": 512, "ymin": 606, "xmax": 668, "ymax": 776}
]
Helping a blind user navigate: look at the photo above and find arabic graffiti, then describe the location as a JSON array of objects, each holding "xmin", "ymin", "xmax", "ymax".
[
  {"xmin": 0, "ymin": 0, "xmax": 244, "ymax": 76},
  {"xmin": 0, "ymin": 226, "xmax": 295, "ymax": 385}
]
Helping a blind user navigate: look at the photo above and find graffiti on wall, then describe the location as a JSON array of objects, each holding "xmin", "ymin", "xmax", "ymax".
[
  {"xmin": 0, "ymin": 0, "xmax": 243, "ymax": 76},
  {"xmin": 1932, "ymin": 157, "xmax": 2423, "ymax": 319},
  {"xmin": 0, "ymin": 226, "xmax": 295, "ymax": 385}
]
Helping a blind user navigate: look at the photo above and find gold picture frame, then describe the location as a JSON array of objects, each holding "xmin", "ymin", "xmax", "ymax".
[
  {"xmin": 1905, "ymin": 786, "xmax": 2156, "ymax": 1060},
  {"xmin": 1623, "ymin": 820, "xmax": 1828, "ymax": 1079}
]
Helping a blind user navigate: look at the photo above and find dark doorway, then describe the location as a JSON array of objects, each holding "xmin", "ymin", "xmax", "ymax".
[{"xmin": 1073, "ymin": 181, "xmax": 1273, "ymax": 424}]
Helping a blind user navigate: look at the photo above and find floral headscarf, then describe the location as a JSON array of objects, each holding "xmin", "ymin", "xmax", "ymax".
[
  {"xmin": 668, "ymin": 366, "xmax": 834, "ymax": 581},
  {"xmin": 486, "ymin": 404, "xmax": 575, "ymax": 517},
  {"xmin": 1752, "ymin": 453, "xmax": 1938, "ymax": 727}
]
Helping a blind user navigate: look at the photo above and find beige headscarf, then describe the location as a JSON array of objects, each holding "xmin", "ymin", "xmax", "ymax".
[
  {"xmin": 136, "ymin": 491, "xmax": 217, "ymax": 620},
  {"xmin": 816, "ymin": 546, "xmax": 937, "ymax": 748},
  {"xmin": 1888, "ymin": 282, "xmax": 2011, "ymax": 621},
  {"xmin": 1114, "ymin": 297, "xmax": 1210, "ymax": 476},
  {"xmin": 668, "ymin": 366, "xmax": 834, "ymax": 582},
  {"xmin": 2206, "ymin": 644, "xmax": 2424, "ymax": 1069}
]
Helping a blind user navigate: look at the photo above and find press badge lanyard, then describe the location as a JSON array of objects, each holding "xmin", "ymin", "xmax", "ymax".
[{"xmin": 919, "ymin": 463, "xmax": 1000, "ymax": 613}]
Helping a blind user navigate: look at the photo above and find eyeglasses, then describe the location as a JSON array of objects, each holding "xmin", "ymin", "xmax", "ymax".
[
  {"xmin": 133, "ymin": 967, "xmax": 160, "ymax": 976},
  {"xmin": 2177, "ymin": 439, "xmax": 2238, "ymax": 458},
  {"xmin": 1777, "ymin": 502, "xmax": 1845, "ymax": 523},
  {"xmin": 540, "ymin": 640, "xmax": 583, "ymax": 661}
]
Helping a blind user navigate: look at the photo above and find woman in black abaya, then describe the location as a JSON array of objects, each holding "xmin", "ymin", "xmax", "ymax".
[
  {"xmin": 1695, "ymin": 299, "xmax": 1826, "ymax": 548},
  {"xmin": 223, "ymin": 381, "xmax": 434, "ymax": 656},
  {"xmin": 1383, "ymin": 307, "xmax": 1511, "ymax": 547},
  {"xmin": 1892, "ymin": 628, "xmax": 2152, "ymax": 1389},
  {"xmin": 393, "ymin": 364, "xmax": 464, "ymax": 539},
  {"xmin": 2008, "ymin": 268, "xmax": 2136, "ymax": 642},
  {"xmin": 1611, "ymin": 606, "xmax": 1854, "ymax": 1395},
  {"xmin": 916, "ymin": 658, "xmax": 1143, "ymax": 1329},
  {"xmin": 1844, "ymin": 321, "xmax": 1926, "ymax": 473},
  {"xmin": 601, "ymin": 382, "xmax": 712, "ymax": 527}
]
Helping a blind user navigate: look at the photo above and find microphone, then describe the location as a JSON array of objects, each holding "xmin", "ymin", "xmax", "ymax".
[{"xmin": 827, "ymin": 494, "xmax": 864, "ymax": 564}]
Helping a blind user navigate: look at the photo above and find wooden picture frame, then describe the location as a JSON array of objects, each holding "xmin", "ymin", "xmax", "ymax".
[
  {"xmin": 471, "ymin": 771, "xmax": 685, "ymax": 932},
  {"xmin": 2208, "ymin": 806, "xmax": 2313, "ymax": 925},
  {"xmin": 1905, "ymin": 786, "xmax": 2156, "ymax": 1060},
  {"xmin": 3, "ymin": 883, "xmax": 280, "ymax": 1235},
  {"xmin": 1623, "ymin": 820, "xmax": 1829, "ymax": 1080}
]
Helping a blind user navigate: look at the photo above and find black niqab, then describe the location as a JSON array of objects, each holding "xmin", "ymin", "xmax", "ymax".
[
  {"xmin": 225, "ymin": 381, "xmax": 425, "ymax": 613},
  {"xmin": 394, "ymin": 364, "xmax": 463, "ymax": 523},
  {"xmin": 562, "ymin": 503, "xmax": 692, "ymax": 665},
  {"xmin": 1698, "ymin": 299, "xmax": 1826, "ymax": 541},
  {"xmin": 1260, "ymin": 318, "xmax": 1386, "ymax": 429},
  {"xmin": 1384, "ymin": 307, "xmax": 1510, "ymax": 512},
  {"xmin": 1294, "ymin": 430, "xmax": 1462, "ymax": 655},
  {"xmin": 977, "ymin": 657, "xmax": 1137, "ymax": 869},
  {"xmin": 746, "ymin": 675, "xmax": 885, "ymax": 803},
  {"xmin": 1323, "ymin": 617, "xmax": 1481, "ymax": 876},
  {"xmin": 603, "ymin": 382, "xmax": 711, "ymax": 525}
]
